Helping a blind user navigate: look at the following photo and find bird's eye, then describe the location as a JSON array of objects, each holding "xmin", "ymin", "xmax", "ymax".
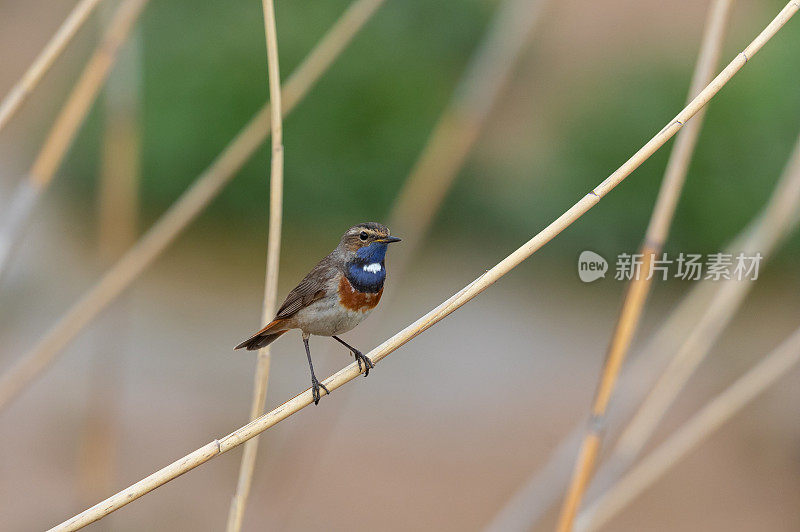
[{"xmin": 359, "ymin": 231, "xmax": 369, "ymax": 241}]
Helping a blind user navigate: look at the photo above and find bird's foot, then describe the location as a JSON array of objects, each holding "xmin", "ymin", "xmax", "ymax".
[
  {"xmin": 311, "ymin": 376, "xmax": 330, "ymax": 405},
  {"xmin": 352, "ymin": 349, "xmax": 374, "ymax": 377}
]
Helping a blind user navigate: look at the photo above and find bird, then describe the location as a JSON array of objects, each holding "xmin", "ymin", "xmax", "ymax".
[{"xmin": 235, "ymin": 222, "xmax": 401, "ymax": 404}]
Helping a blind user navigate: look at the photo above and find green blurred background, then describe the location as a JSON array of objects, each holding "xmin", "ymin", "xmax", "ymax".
[{"xmin": 45, "ymin": 0, "xmax": 800, "ymax": 265}]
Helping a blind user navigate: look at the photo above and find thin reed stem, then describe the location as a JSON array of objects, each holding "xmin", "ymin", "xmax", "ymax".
[
  {"xmin": 97, "ymin": 28, "xmax": 142, "ymax": 261},
  {"xmin": 578, "ymin": 129, "xmax": 800, "ymax": 512},
  {"xmin": 28, "ymin": 0, "xmax": 147, "ymax": 189},
  {"xmin": 0, "ymin": 0, "xmax": 104, "ymax": 133},
  {"xmin": 554, "ymin": 1, "xmax": 734, "ymax": 528},
  {"xmin": 578, "ymin": 325, "xmax": 800, "ymax": 531},
  {"xmin": 388, "ymin": 0, "xmax": 547, "ymax": 277},
  {"xmin": 49, "ymin": 4, "xmax": 800, "ymax": 528},
  {"xmin": 225, "ymin": 1, "xmax": 284, "ymax": 530},
  {"xmin": 483, "ymin": 168, "xmax": 791, "ymax": 532},
  {"xmin": 0, "ymin": 0, "xmax": 149, "ymax": 284},
  {"xmin": 0, "ymin": 0, "xmax": 385, "ymax": 413}
]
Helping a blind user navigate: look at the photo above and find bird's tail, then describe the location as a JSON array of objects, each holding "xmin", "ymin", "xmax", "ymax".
[{"xmin": 234, "ymin": 319, "xmax": 288, "ymax": 351}]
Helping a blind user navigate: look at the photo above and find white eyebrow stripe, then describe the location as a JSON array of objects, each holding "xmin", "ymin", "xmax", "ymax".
[{"xmin": 363, "ymin": 263, "xmax": 382, "ymax": 273}]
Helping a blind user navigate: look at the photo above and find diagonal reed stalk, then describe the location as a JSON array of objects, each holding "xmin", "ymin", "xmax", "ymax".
[
  {"xmin": 49, "ymin": 4, "xmax": 800, "ymax": 529},
  {"xmin": 0, "ymin": 0, "xmax": 386, "ymax": 413},
  {"xmin": 0, "ymin": 0, "xmax": 149, "ymax": 285},
  {"xmin": 484, "ymin": 220, "xmax": 742, "ymax": 532},
  {"xmin": 225, "ymin": 1, "xmax": 284, "ymax": 530},
  {"xmin": 0, "ymin": 0, "xmax": 104, "ymax": 133},
  {"xmin": 387, "ymin": 0, "xmax": 547, "ymax": 276},
  {"xmin": 555, "ymin": 1, "xmax": 733, "ymax": 529},
  {"xmin": 484, "ymin": 137, "xmax": 800, "ymax": 532},
  {"xmin": 578, "ymin": 324, "xmax": 800, "ymax": 531},
  {"xmin": 577, "ymin": 127, "xmax": 800, "ymax": 514}
]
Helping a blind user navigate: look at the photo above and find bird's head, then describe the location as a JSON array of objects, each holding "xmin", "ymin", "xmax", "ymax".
[{"xmin": 339, "ymin": 222, "xmax": 401, "ymax": 264}]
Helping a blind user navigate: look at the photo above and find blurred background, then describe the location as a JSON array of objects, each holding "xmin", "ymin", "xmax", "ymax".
[{"xmin": 1, "ymin": 0, "xmax": 799, "ymax": 530}]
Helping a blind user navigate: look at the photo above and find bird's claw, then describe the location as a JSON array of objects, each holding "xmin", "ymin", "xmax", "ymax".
[
  {"xmin": 311, "ymin": 376, "xmax": 330, "ymax": 405},
  {"xmin": 353, "ymin": 349, "xmax": 374, "ymax": 377}
]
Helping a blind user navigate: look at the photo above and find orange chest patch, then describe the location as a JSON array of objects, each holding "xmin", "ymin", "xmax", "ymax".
[{"xmin": 338, "ymin": 276, "xmax": 383, "ymax": 312}]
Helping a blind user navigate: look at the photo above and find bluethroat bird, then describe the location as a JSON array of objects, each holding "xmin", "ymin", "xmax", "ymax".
[{"xmin": 235, "ymin": 222, "xmax": 401, "ymax": 404}]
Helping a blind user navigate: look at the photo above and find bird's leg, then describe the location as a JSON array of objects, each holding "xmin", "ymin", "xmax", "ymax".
[
  {"xmin": 303, "ymin": 337, "xmax": 329, "ymax": 405},
  {"xmin": 332, "ymin": 335, "xmax": 373, "ymax": 377}
]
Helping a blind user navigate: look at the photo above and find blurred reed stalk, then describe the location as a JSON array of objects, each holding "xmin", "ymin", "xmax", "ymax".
[
  {"xmin": 387, "ymin": 0, "xmax": 547, "ymax": 279},
  {"xmin": 50, "ymin": 5, "xmax": 800, "ymax": 527},
  {"xmin": 0, "ymin": 0, "xmax": 104, "ymax": 133},
  {"xmin": 575, "ymin": 127, "xmax": 800, "ymax": 517},
  {"xmin": 0, "ymin": 0, "xmax": 386, "ymax": 413},
  {"xmin": 483, "ymin": 140, "xmax": 800, "ymax": 531},
  {"xmin": 579, "ymin": 324, "xmax": 800, "ymax": 531},
  {"xmin": 77, "ymin": 19, "xmax": 142, "ymax": 507},
  {"xmin": 225, "ymin": 1, "xmax": 284, "ymax": 530},
  {"xmin": 483, "ymin": 237, "xmax": 730, "ymax": 532},
  {"xmin": 0, "ymin": 0, "xmax": 148, "ymax": 286},
  {"xmin": 555, "ymin": 1, "xmax": 734, "ymax": 529}
]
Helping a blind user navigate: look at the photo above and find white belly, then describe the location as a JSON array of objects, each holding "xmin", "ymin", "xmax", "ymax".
[{"xmin": 291, "ymin": 295, "xmax": 372, "ymax": 336}]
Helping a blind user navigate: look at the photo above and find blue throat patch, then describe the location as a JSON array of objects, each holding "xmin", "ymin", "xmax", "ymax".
[
  {"xmin": 346, "ymin": 242, "xmax": 387, "ymax": 293},
  {"xmin": 355, "ymin": 241, "xmax": 388, "ymax": 263}
]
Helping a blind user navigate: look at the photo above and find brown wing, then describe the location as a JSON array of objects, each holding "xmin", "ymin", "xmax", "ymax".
[
  {"xmin": 238, "ymin": 277, "xmax": 326, "ymax": 345},
  {"xmin": 274, "ymin": 252, "xmax": 339, "ymax": 318},
  {"xmin": 275, "ymin": 277, "xmax": 327, "ymax": 318},
  {"xmin": 234, "ymin": 254, "xmax": 339, "ymax": 351}
]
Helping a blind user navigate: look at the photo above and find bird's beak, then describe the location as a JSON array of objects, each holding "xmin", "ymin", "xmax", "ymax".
[{"xmin": 378, "ymin": 236, "xmax": 402, "ymax": 243}]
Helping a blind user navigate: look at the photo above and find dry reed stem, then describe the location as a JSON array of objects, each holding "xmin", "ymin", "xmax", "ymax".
[
  {"xmin": 483, "ymin": 169, "xmax": 792, "ymax": 532},
  {"xmin": 554, "ymin": 1, "xmax": 733, "ymax": 528},
  {"xmin": 578, "ymin": 129, "xmax": 800, "ymax": 513},
  {"xmin": 28, "ymin": 0, "xmax": 147, "ymax": 188},
  {"xmin": 0, "ymin": 0, "xmax": 148, "ymax": 283},
  {"xmin": 388, "ymin": 0, "xmax": 547, "ymax": 277},
  {"xmin": 0, "ymin": 0, "xmax": 385, "ymax": 413},
  {"xmin": 49, "ymin": 5, "xmax": 800, "ymax": 529},
  {"xmin": 98, "ymin": 30, "xmax": 141, "ymax": 260},
  {"xmin": 578, "ymin": 324, "xmax": 800, "ymax": 531},
  {"xmin": 0, "ymin": 0, "xmax": 104, "ymax": 133},
  {"xmin": 225, "ymin": 1, "xmax": 284, "ymax": 530}
]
